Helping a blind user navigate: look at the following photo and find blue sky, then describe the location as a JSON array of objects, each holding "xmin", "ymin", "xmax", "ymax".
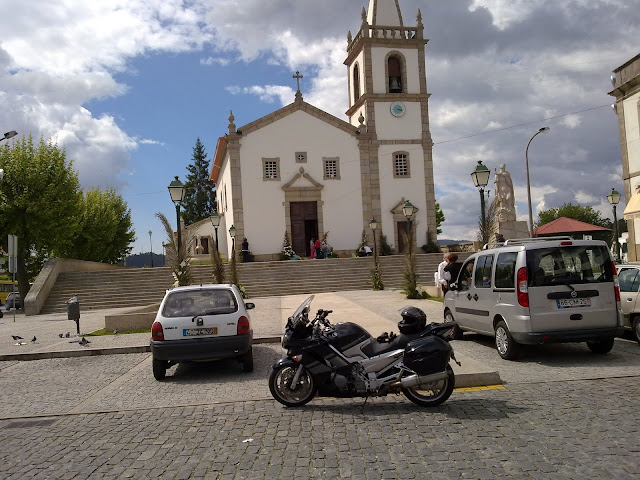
[{"xmin": 1, "ymin": 0, "xmax": 639, "ymax": 254}]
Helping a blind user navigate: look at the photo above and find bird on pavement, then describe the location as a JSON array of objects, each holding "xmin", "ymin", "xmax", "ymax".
[
  {"xmin": 31, "ymin": 336, "xmax": 37, "ymax": 343},
  {"xmin": 113, "ymin": 329, "xmax": 118, "ymax": 335},
  {"xmin": 59, "ymin": 333, "xmax": 64, "ymax": 338},
  {"xmin": 79, "ymin": 336, "xmax": 90, "ymax": 346},
  {"xmin": 65, "ymin": 332, "xmax": 70, "ymax": 338},
  {"xmin": 11, "ymin": 335, "xmax": 23, "ymax": 341}
]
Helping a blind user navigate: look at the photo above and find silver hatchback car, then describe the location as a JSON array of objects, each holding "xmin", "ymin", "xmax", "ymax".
[{"xmin": 443, "ymin": 237, "xmax": 624, "ymax": 360}]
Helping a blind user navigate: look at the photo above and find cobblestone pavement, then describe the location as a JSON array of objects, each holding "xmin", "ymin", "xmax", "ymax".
[
  {"xmin": 1, "ymin": 290, "xmax": 640, "ymax": 478},
  {"xmin": 0, "ymin": 376, "xmax": 638, "ymax": 479}
]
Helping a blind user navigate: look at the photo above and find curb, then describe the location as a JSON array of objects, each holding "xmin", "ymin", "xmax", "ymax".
[{"xmin": 0, "ymin": 335, "xmax": 282, "ymax": 362}]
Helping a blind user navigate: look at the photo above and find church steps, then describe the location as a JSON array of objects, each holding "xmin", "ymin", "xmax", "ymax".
[{"xmin": 39, "ymin": 254, "xmax": 457, "ymax": 314}]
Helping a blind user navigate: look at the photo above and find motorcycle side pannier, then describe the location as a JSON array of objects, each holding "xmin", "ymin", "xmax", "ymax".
[{"xmin": 404, "ymin": 336, "xmax": 452, "ymax": 375}]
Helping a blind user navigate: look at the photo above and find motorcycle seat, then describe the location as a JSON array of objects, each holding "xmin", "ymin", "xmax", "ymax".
[{"xmin": 363, "ymin": 331, "xmax": 424, "ymax": 357}]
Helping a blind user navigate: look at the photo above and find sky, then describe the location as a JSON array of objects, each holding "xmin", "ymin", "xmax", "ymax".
[{"xmin": 1, "ymin": 0, "xmax": 638, "ymax": 254}]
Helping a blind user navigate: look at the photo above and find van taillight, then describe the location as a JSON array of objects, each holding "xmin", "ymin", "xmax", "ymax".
[
  {"xmin": 151, "ymin": 322, "xmax": 164, "ymax": 341},
  {"xmin": 611, "ymin": 261, "xmax": 620, "ymax": 302},
  {"xmin": 517, "ymin": 267, "xmax": 529, "ymax": 307},
  {"xmin": 237, "ymin": 316, "xmax": 250, "ymax": 335}
]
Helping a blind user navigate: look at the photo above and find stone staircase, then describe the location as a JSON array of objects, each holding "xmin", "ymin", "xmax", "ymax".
[{"xmin": 40, "ymin": 253, "xmax": 463, "ymax": 314}]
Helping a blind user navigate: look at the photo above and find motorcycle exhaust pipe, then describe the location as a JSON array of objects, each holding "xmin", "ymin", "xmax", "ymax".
[{"xmin": 394, "ymin": 371, "xmax": 449, "ymax": 389}]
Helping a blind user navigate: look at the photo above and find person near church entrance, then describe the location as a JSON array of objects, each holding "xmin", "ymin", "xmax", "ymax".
[
  {"xmin": 241, "ymin": 238, "xmax": 251, "ymax": 262},
  {"xmin": 310, "ymin": 238, "xmax": 315, "ymax": 259},
  {"xmin": 315, "ymin": 239, "xmax": 323, "ymax": 259},
  {"xmin": 321, "ymin": 241, "xmax": 328, "ymax": 259},
  {"xmin": 444, "ymin": 253, "xmax": 462, "ymax": 288},
  {"xmin": 435, "ymin": 253, "xmax": 451, "ymax": 294},
  {"xmin": 363, "ymin": 245, "xmax": 373, "ymax": 256}
]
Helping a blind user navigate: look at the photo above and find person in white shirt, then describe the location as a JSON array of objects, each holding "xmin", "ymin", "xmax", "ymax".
[{"xmin": 435, "ymin": 253, "xmax": 451, "ymax": 294}]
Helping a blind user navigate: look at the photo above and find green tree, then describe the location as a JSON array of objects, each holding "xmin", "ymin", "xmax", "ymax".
[
  {"xmin": 66, "ymin": 188, "xmax": 135, "ymax": 263},
  {"xmin": 536, "ymin": 203, "xmax": 610, "ymax": 228},
  {"xmin": 0, "ymin": 136, "xmax": 81, "ymax": 298},
  {"xmin": 435, "ymin": 202, "xmax": 445, "ymax": 235},
  {"xmin": 181, "ymin": 138, "xmax": 216, "ymax": 226}
]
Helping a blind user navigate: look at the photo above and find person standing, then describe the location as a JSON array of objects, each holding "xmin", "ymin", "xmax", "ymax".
[
  {"xmin": 315, "ymin": 239, "xmax": 323, "ymax": 259},
  {"xmin": 444, "ymin": 253, "xmax": 462, "ymax": 288},
  {"xmin": 310, "ymin": 238, "xmax": 315, "ymax": 259},
  {"xmin": 241, "ymin": 238, "xmax": 250, "ymax": 262},
  {"xmin": 435, "ymin": 253, "xmax": 451, "ymax": 295}
]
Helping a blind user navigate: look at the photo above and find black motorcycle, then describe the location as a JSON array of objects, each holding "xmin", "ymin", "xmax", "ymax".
[{"xmin": 269, "ymin": 295, "xmax": 460, "ymax": 407}]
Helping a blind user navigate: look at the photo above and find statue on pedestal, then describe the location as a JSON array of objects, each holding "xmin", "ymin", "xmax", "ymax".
[{"xmin": 494, "ymin": 164, "xmax": 516, "ymax": 222}]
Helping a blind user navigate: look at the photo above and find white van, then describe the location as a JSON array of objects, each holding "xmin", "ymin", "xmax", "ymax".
[{"xmin": 443, "ymin": 237, "xmax": 624, "ymax": 360}]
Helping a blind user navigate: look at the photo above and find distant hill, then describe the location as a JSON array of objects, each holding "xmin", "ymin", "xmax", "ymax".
[
  {"xmin": 438, "ymin": 239, "xmax": 471, "ymax": 246},
  {"xmin": 125, "ymin": 252, "xmax": 166, "ymax": 268}
]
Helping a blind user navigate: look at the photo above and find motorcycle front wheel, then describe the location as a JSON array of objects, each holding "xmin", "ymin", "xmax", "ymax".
[
  {"xmin": 269, "ymin": 364, "xmax": 317, "ymax": 407},
  {"xmin": 402, "ymin": 364, "xmax": 455, "ymax": 407}
]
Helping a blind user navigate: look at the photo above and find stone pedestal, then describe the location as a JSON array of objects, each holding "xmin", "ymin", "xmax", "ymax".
[{"xmin": 497, "ymin": 220, "xmax": 530, "ymax": 241}]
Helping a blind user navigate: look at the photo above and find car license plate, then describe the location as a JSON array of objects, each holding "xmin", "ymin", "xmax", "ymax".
[
  {"xmin": 183, "ymin": 327, "xmax": 217, "ymax": 336},
  {"xmin": 556, "ymin": 298, "xmax": 590, "ymax": 308}
]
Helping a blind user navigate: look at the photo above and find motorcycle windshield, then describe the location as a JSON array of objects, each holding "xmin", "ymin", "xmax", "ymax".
[{"xmin": 292, "ymin": 295, "xmax": 314, "ymax": 320}]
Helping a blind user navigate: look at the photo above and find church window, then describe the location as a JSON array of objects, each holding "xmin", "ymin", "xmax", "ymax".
[
  {"xmin": 353, "ymin": 65, "xmax": 361, "ymax": 102},
  {"xmin": 263, "ymin": 158, "xmax": 280, "ymax": 180},
  {"xmin": 393, "ymin": 152, "xmax": 410, "ymax": 178},
  {"xmin": 295, "ymin": 152, "xmax": 307, "ymax": 163},
  {"xmin": 323, "ymin": 157, "xmax": 340, "ymax": 180},
  {"xmin": 388, "ymin": 55, "xmax": 403, "ymax": 93}
]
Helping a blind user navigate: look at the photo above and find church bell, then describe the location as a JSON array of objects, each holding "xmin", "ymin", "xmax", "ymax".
[{"xmin": 389, "ymin": 76, "xmax": 402, "ymax": 92}]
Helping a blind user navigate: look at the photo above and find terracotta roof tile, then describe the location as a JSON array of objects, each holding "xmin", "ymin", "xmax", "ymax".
[{"xmin": 534, "ymin": 217, "xmax": 610, "ymax": 235}]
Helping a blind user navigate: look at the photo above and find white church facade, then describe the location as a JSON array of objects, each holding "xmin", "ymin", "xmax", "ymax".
[{"xmin": 191, "ymin": 0, "xmax": 437, "ymax": 261}]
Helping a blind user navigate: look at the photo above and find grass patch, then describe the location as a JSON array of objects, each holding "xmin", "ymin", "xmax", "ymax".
[{"xmin": 87, "ymin": 327, "xmax": 151, "ymax": 336}]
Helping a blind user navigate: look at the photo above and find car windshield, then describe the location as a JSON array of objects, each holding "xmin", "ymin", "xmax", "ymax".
[
  {"xmin": 526, "ymin": 245, "xmax": 613, "ymax": 287},
  {"xmin": 162, "ymin": 289, "xmax": 238, "ymax": 318}
]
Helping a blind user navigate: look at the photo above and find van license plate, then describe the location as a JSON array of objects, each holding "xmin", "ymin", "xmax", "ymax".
[
  {"xmin": 556, "ymin": 298, "xmax": 590, "ymax": 308},
  {"xmin": 183, "ymin": 328, "xmax": 217, "ymax": 336}
]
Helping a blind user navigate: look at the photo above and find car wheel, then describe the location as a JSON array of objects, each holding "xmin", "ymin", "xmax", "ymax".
[
  {"xmin": 495, "ymin": 320, "xmax": 520, "ymax": 360},
  {"xmin": 586, "ymin": 338, "xmax": 615, "ymax": 354},
  {"xmin": 633, "ymin": 317, "xmax": 640, "ymax": 346},
  {"xmin": 239, "ymin": 347, "xmax": 254, "ymax": 373},
  {"xmin": 444, "ymin": 309, "xmax": 463, "ymax": 340},
  {"xmin": 152, "ymin": 357, "xmax": 167, "ymax": 381}
]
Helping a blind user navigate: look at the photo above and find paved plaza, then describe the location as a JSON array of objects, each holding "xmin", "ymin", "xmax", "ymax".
[{"xmin": 1, "ymin": 290, "xmax": 639, "ymax": 479}]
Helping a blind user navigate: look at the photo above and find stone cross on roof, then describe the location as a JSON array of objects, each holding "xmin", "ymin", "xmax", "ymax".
[{"xmin": 293, "ymin": 71, "xmax": 303, "ymax": 102}]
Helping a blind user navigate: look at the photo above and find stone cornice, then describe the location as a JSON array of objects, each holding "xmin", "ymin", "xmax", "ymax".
[
  {"xmin": 345, "ymin": 92, "xmax": 431, "ymax": 117},
  {"xmin": 239, "ymin": 100, "xmax": 359, "ymax": 137}
]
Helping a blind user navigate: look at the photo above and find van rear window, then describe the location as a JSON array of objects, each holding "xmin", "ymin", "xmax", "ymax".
[{"xmin": 526, "ymin": 245, "xmax": 613, "ymax": 287}]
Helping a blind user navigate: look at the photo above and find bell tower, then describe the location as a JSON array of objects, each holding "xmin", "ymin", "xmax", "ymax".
[{"xmin": 345, "ymin": 0, "xmax": 437, "ymax": 248}]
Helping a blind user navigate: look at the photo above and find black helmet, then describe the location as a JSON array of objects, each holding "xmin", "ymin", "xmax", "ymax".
[{"xmin": 398, "ymin": 306, "xmax": 427, "ymax": 334}]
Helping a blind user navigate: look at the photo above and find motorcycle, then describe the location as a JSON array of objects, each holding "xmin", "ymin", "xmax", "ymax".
[{"xmin": 269, "ymin": 295, "xmax": 460, "ymax": 407}]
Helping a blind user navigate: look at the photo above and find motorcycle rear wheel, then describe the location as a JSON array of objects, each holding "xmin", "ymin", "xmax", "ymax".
[
  {"xmin": 402, "ymin": 364, "xmax": 455, "ymax": 407},
  {"xmin": 269, "ymin": 364, "xmax": 317, "ymax": 407}
]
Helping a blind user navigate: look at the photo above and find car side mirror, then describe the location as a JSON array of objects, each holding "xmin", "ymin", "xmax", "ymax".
[{"xmin": 245, "ymin": 302, "xmax": 255, "ymax": 310}]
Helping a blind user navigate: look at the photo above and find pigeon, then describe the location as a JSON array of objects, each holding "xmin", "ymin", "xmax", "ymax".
[
  {"xmin": 31, "ymin": 336, "xmax": 37, "ymax": 343},
  {"xmin": 11, "ymin": 335, "xmax": 23, "ymax": 341},
  {"xmin": 65, "ymin": 332, "xmax": 70, "ymax": 338},
  {"xmin": 59, "ymin": 333, "xmax": 64, "ymax": 338},
  {"xmin": 79, "ymin": 336, "xmax": 90, "ymax": 346},
  {"xmin": 113, "ymin": 329, "xmax": 118, "ymax": 335}
]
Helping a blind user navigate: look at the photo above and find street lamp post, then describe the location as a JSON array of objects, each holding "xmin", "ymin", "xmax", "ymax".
[
  {"xmin": 402, "ymin": 200, "xmax": 416, "ymax": 255},
  {"xmin": 210, "ymin": 212, "xmax": 220, "ymax": 249},
  {"xmin": 369, "ymin": 217, "xmax": 382, "ymax": 289},
  {"xmin": 525, "ymin": 127, "xmax": 550, "ymax": 237},
  {"xmin": 608, "ymin": 188, "xmax": 621, "ymax": 262},
  {"xmin": 0, "ymin": 131, "xmax": 17, "ymax": 143},
  {"xmin": 148, "ymin": 230, "xmax": 153, "ymax": 268},
  {"xmin": 168, "ymin": 176, "xmax": 186, "ymax": 251},
  {"xmin": 471, "ymin": 160, "xmax": 491, "ymax": 244},
  {"xmin": 229, "ymin": 224, "xmax": 238, "ymax": 285}
]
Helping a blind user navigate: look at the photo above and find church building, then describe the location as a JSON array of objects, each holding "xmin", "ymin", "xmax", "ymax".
[{"xmin": 197, "ymin": 0, "xmax": 437, "ymax": 261}]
